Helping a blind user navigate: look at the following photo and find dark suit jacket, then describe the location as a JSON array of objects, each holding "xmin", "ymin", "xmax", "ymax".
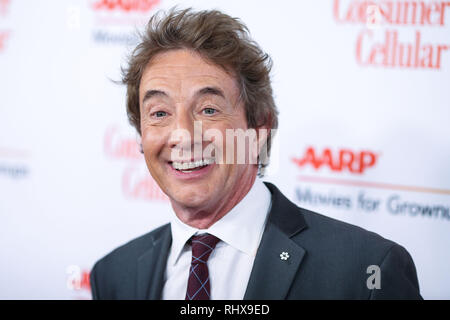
[{"xmin": 90, "ymin": 182, "xmax": 422, "ymax": 299}]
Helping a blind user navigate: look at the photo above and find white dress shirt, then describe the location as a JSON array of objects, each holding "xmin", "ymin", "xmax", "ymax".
[{"xmin": 161, "ymin": 178, "xmax": 272, "ymax": 300}]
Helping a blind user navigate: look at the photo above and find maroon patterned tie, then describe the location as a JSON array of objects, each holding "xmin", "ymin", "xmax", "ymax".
[{"xmin": 185, "ymin": 233, "xmax": 221, "ymax": 300}]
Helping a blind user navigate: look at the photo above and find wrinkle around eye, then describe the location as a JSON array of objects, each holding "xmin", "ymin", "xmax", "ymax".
[
  {"xmin": 202, "ymin": 107, "xmax": 218, "ymax": 115},
  {"xmin": 152, "ymin": 110, "xmax": 168, "ymax": 118},
  {"xmin": 142, "ymin": 110, "xmax": 171, "ymax": 127}
]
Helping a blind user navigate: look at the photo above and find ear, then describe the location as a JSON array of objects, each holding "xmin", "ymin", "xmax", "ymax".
[
  {"xmin": 252, "ymin": 124, "xmax": 271, "ymax": 166},
  {"xmin": 136, "ymin": 134, "xmax": 144, "ymax": 154}
]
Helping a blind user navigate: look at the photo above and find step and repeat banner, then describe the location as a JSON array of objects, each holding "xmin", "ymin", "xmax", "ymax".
[{"xmin": 0, "ymin": 0, "xmax": 449, "ymax": 299}]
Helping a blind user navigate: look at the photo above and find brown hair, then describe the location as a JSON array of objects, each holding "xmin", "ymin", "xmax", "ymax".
[{"xmin": 122, "ymin": 7, "xmax": 278, "ymax": 175}]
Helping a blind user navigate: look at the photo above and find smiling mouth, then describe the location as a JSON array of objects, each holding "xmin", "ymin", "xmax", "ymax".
[{"xmin": 170, "ymin": 158, "xmax": 215, "ymax": 173}]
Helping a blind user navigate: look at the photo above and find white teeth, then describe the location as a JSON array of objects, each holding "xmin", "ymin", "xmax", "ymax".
[{"xmin": 171, "ymin": 159, "xmax": 215, "ymax": 171}]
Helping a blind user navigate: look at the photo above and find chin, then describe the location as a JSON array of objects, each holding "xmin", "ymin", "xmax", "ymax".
[{"xmin": 169, "ymin": 187, "xmax": 211, "ymax": 208}]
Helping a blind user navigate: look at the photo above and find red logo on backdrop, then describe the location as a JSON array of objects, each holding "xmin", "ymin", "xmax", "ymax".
[
  {"xmin": 0, "ymin": 0, "xmax": 10, "ymax": 16},
  {"xmin": 90, "ymin": 0, "xmax": 161, "ymax": 42},
  {"xmin": 91, "ymin": 0, "xmax": 160, "ymax": 12},
  {"xmin": 292, "ymin": 147, "xmax": 378, "ymax": 174},
  {"xmin": 0, "ymin": 0, "xmax": 11, "ymax": 53},
  {"xmin": 78, "ymin": 270, "xmax": 91, "ymax": 291},
  {"xmin": 122, "ymin": 166, "xmax": 168, "ymax": 200},
  {"xmin": 104, "ymin": 125, "xmax": 168, "ymax": 201},
  {"xmin": 104, "ymin": 125, "xmax": 141, "ymax": 160},
  {"xmin": 0, "ymin": 30, "xmax": 9, "ymax": 52},
  {"xmin": 66, "ymin": 266, "xmax": 91, "ymax": 291},
  {"xmin": 333, "ymin": 0, "xmax": 450, "ymax": 70}
]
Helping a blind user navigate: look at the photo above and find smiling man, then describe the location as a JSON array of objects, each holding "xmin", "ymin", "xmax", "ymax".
[
  {"xmin": 90, "ymin": 8, "xmax": 422, "ymax": 300},
  {"xmin": 138, "ymin": 49, "xmax": 261, "ymax": 230}
]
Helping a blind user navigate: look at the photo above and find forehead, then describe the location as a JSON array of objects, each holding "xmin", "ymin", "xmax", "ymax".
[{"xmin": 139, "ymin": 49, "xmax": 239, "ymax": 96}]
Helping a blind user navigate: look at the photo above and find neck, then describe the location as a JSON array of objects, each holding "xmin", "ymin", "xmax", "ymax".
[{"xmin": 171, "ymin": 168, "xmax": 258, "ymax": 229}]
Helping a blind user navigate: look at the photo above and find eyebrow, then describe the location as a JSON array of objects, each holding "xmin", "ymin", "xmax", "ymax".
[
  {"xmin": 141, "ymin": 86, "xmax": 226, "ymax": 105},
  {"xmin": 142, "ymin": 89, "xmax": 167, "ymax": 105},
  {"xmin": 195, "ymin": 86, "xmax": 226, "ymax": 100}
]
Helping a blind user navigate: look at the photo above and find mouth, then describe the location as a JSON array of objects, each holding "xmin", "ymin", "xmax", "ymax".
[{"xmin": 169, "ymin": 158, "xmax": 215, "ymax": 173}]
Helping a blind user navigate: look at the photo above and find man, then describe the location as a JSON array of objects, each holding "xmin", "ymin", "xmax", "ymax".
[{"xmin": 90, "ymin": 8, "xmax": 422, "ymax": 300}]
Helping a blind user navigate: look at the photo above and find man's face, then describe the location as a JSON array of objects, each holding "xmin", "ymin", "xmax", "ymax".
[{"xmin": 139, "ymin": 49, "xmax": 258, "ymax": 213}]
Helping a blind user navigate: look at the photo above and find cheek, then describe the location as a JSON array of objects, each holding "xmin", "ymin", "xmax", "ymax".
[
  {"xmin": 141, "ymin": 129, "xmax": 165, "ymax": 159},
  {"xmin": 204, "ymin": 122, "xmax": 248, "ymax": 165}
]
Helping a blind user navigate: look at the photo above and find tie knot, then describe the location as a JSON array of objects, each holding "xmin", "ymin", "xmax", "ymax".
[{"xmin": 189, "ymin": 233, "xmax": 220, "ymax": 264}]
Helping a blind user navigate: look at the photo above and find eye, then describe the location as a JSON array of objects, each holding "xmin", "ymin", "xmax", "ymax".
[
  {"xmin": 152, "ymin": 111, "xmax": 167, "ymax": 118},
  {"xmin": 202, "ymin": 107, "xmax": 217, "ymax": 115}
]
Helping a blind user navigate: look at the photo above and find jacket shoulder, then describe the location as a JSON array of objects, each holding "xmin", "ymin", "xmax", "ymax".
[
  {"xmin": 292, "ymin": 208, "xmax": 420, "ymax": 299},
  {"xmin": 94, "ymin": 223, "xmax": 171, "ymax": 267},
  {"xmin": 300, "ymin": 207, "xmax": 396, "ymax": 251},
  {"xmin": 265, "ymin": 182, "xmax": 395, "ymax": 253},
  {"xmin": 264, "ymin": 182, "xmax": 421, "ymax": 298},
  {"xmin": 90, "ymin": 223, "xmax": 171, "ymax": 299}
]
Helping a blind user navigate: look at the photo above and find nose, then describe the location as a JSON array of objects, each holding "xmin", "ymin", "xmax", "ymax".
[
  {"xmin": 168, "ymin": 107, "xmax": 203, "ymax": 161},
  {"xmin": 168, "ymin": 107, "xmax": 193, "ymax": 146}
]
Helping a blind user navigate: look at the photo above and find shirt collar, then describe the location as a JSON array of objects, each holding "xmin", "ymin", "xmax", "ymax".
[{"xmin": 168, "ymin": 178, "xmax": 272, "ymax": 265}]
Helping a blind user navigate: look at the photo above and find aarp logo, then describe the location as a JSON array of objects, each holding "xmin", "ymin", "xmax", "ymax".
[{"xmin": 292, "ymin": 146, "xmax": 379, "ymax": 175}]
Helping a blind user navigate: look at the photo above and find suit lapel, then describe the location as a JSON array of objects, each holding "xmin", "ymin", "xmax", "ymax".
[
  {"xmin": 244, "ymin": 182, "xmax": 308, "ymax": 300},
  {"xmin": 136, "ymin": 224, "xmax": 172, "ymax": 300}
]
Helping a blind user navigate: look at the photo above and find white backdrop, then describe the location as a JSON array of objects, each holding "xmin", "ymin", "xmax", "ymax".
[{"xmin": 0, "ymin": 0, "xmax": 449, "ymax": 299}]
